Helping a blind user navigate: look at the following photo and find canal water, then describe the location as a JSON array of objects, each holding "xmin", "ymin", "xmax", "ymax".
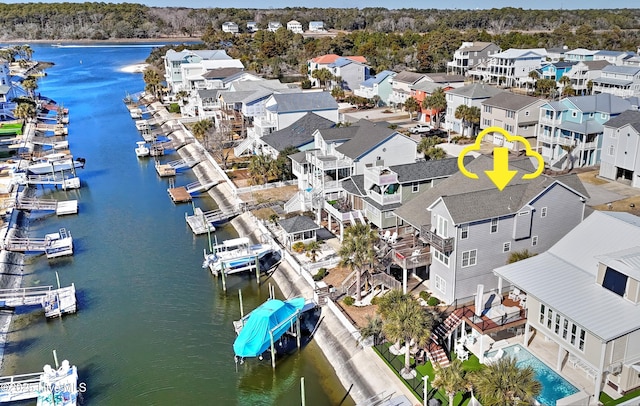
[{"xmin": 2, "ymin": 44, "xmax": 352, "ymax": 405}]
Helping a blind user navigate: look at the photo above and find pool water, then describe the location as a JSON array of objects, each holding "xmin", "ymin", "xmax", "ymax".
[{"xmin": 487, "ymin": 344, "xmax": 579, "ymax": 406}]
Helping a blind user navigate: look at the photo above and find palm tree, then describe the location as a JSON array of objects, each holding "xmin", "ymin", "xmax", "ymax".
[
  {"xmin": 466, "ymin": 106, "xmax": 481, "ymax": 136},
  {"xmin": 586, "ymin": 80, "xmax": 594, "ymax": 95},
  {"xmin": 338, "ymin": 223, "xmax": 378, "ymax": 302},
  {"xmin": 404, "ymin": 97, "xmax": 419, "ymax": 120},
  {"xmin": 432, "ymin": 359, "xmax": 468, "ymax": 406},
  {"xmin": 21, "ymin": 76, "xmax": 38, "ymax": 99},
  {"xmin": 422, "ymin": 87, "xmax": 447, "ymax": 128},
  {"xmin": 311, "ymin": 68, "xmax": 333, "ymax": 89},
  {"xmin": 417, "ymin": 137, "xmax": 447, "ymax": 160},
  {"xmin": 507, "ymin": 249, "xmax": 537, "ymax": 264},
  {"xmin": 143, "ymin": 68, "xmax": 162, "ymax": 100},
  {"xmin": 247, "ymin": 154, "xmax": 277, "ymax": 185},
  {"xmin": 13, "ymin": 102, "xmax": 36, "ymax": 122},
  {"xmin": 191, "ymin": 119, "xmax": 213, "ymax": 141},
  {"xmin": 562, "ymin": 84, "xmax": 576, "ymax": 97},
  {"xmin": 305, "ymin": 240, "xmax": 322, "ymax": 262},
  {"xmin": 455, "ymin": 105, "xmax": 480, "ymax": 137},
  {"xmin": 359, "ymin": 314, "xmax": 383, "ymax": 345},
  {"xmin": 470, "ymin": 356, "xmax": 541, "ymax": 406},
  {"xmin": 381, "ymin": 294, "xmax": 432, "ymax": 375}
]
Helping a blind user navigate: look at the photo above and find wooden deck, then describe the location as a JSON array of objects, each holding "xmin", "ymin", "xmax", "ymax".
[
  {"xmin": 168, "ymin": 186, "xmax": 191, "ymax": 203},
  {"xmin": 457, "ymin": 296, "xmax": 528, "ymax": 335}
]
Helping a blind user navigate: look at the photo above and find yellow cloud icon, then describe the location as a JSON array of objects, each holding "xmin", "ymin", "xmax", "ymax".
[{"xmin": 457, "ymin": 126, "xmax": 544, "ymax": 191}]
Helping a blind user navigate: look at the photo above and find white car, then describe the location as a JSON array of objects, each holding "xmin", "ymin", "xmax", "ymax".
[{"xmin": 409, "ymin": 124, "xmax": 431, "ymax": 134}]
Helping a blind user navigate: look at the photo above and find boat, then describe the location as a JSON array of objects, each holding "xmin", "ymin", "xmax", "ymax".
[
  {"xmin": 44, "ymin": 228, "xmax": 74, "ymax": 259},
  {"xmin": 27, "ymin": 154, "xmax": 86, "ymax": 175},
  {"xmin": 202, "ymin": 236, "xmax": 277, "ymax": 275},
  {"xmin": 135, "ymin": 141, "xmax": 150, "ymax": 158},
  {"xmin": 129, "ymin": 107, "xmax": 143, "ymax": 119},
  {"xmin": 36, "ymin": 360, "xmax": 79, "ymax": 405}
]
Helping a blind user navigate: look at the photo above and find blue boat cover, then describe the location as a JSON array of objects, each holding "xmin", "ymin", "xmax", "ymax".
[{"xmin": 233, "ymin": 297, "xmax": 306, "ymax": 358}]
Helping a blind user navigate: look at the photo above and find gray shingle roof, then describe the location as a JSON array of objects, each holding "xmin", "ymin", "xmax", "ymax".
[
  {"xmin": 604, "ymin": 109, "xmax": 640, "ymax": 133},
  {"xmin": 393, "ymin": 155, "xmax": 588, "ymax": 227},
  {"xmin": 197, "ymin": 89, "xmax": 220, "ymax": 99},
  {"xmin": 583, "ymin": 60, "xmax": 610, "ymax": 70},
  {"xmin": 424, "ymin": 73, "xmax": 466, "ymax": 83},
  {"xmin": 335, "ymin": 120, "xmax": 404, "ymax": 159},
  {"xmin": 278, "ymin": 215, "xmax": 320, "ymax": 234},
  {"xmin": 601, "ymin": 65, "xmax": 640, "ymax": 75},
  {"xmin": 482, "ymin": 92, "xmax": 543, "ymax": 111},
  {"xmin": 267, "ymin": 92, "xmax": 339, "ymax": 113},
  {"xmin": 261, "ymin": 112, "xmax": 335, "ymax": 152},
  {"xmin": 288, "ymin": 150, "xmax": 308, "ymax": 164},
  {"xmin": 202, "ymin": 67, "xmax": 244, "ymax": 79},
  {"xmin": 446, "ymin": 83, "xmax": 504, "ymax": 99},
  {"xmin": 494, "ymin": 211, "xmax": 640, "ymax": 342},
  {"xmin": 392, "ymin": 71, "xmax": 426, "ymax": 84},
  {"xmin": 389, "ymin": 157, "xmax": 469, "ymax": 183},
  {"xmin": 457, "ymin": 42, "xmax": 496, "ymax": 52}
]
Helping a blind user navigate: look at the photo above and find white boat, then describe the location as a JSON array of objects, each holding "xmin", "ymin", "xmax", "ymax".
[
  {"xmin": 36, "ymin": 360, "xmax": 79, "ymax": 405},
  {"xmin": 44, "ymin": 228, "xmax": 73, "ymax": 259},
  {"xmin": 202, "ymin": 236, "xmax": 278, "ymax": 275},
  {"xmin": 129, "ymin": 107, "xmax": 143, "ymax": 119},
  {"xmin": 27, "ymin": 153, "xmax": 85, "ymax": 175},
  {"xmin": 135, "ymin": 141, "xmax": 150, "ymax": 158}
]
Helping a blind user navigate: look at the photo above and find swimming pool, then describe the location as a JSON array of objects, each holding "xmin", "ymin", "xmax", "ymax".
[{"xmin": 486, "ymin": 344, "xmax": 579, "ymax": 406}]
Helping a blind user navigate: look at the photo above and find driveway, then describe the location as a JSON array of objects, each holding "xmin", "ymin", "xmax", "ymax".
[{"xmin": 582, "ymin": 182, "xmax": 626, "ymax": 207}]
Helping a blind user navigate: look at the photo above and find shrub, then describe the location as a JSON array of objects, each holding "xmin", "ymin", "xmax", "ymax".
[
  {"xmin": 300, "ymin": 79, "xmax": 312, "ymax": 89},
  {"xmin": 292, "ymin": 241, "xmax": 305, "ymax": 253},
  {"xmin": 168, "ymin": 103, "xmax": 180, "ymax": 113},
  {"xmin": 427, "ymin": 296, "xmax": 440, "ymax": 306},
  {"xmin": 313, "ymin": 268, "xmax": 327, "ymax": 281},
  {"xmin": 370, "ymin": 296, "xmax": 380, "ymax": 305},
  {"xmin": 419, "ymin": 290, "xmax": 430, "ymax": 301},
  {"xmin": 343, "ymin": 296, "xmax": 355, "ymax": 306},
  {"xmin": 269, "ymin": 214, "xmax": 279, "ymax": 224}
]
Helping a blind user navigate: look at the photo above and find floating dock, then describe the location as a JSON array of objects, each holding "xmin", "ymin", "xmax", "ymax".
[
  {"xmin": 168, "ymin": 186, "xmax": 191, "ymax": 203},
  {"xmin": 0, "ymin": 359, "xmax": 79, "ymax": 404},
  {"xmin": 3, "ymin": 228, "xmax": 74, "ymax": 259},
  {"xmin": 0, "ymin": 284, "xmax": 77, "ymax": 318},
  {"xmin": 14, "ymin": 197, "xmax": 78, "ymax": 215},
  {"xmin": 186, "ymin": 206, "xmax": 240, "ymax": 234}
]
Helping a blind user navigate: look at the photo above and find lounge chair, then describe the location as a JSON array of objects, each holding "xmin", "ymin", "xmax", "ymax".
[
  {"xmin": 381, "ymin": 230, "xmax": 390, "ymax": 241},
  {"xmin": 388, "ymin": 231, "xmax": 398, "ymax": 244},
  {"xmin": 508, "ymin": 288, "xmax": 521, "ymax": 301}
]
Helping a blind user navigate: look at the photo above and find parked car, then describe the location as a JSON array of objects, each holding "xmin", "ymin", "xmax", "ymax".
[
  {"xmin": 422, "ymin": 128, "xmax": 448, "ymax": 138},
  {"xmin": 409, "ymin": 124, "xmax": 431, "ymax": 134}
]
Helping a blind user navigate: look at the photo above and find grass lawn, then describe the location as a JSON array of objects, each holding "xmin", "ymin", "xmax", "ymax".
[{"xmin": 600, "ymin": 388, "xmax": 640, "ymax": 406}]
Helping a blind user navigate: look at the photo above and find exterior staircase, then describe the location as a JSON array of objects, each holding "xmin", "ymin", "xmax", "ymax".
[
  {"xmin": 426, "ymin": 308, "xmax": 465, "ymax": 367},
  {"xmin": 233, "ymin": 136, "xmax": 254, "ymax": 157}
]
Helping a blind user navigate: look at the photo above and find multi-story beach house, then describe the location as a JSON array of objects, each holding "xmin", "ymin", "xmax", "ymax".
[
  {"xmin": 594, "ymin": 50, "xmax": 635, "ymax": 65},
  {"xmin": 287, "ymin": 20, "xmax": 303, "ymax": 34},
  {"xmin": 599, "ymin": 110, "xmax": 640, "ymax": 187},
  {"xmin": 308, "ymin": 21, "xmax": 325, "ymax": 32},
  {"xmin": 0, "ymin": 59, "xmax": 26, "ymax": 120},
  {"xmin": 257, "ymin": 112, "xmax": 336, "ymax": 159},
  {"xmin": 565, "ymin": 60, "xmax": 610, "ymax": 96},
  {"xmin": 163, "ymin": 49, "xmax": 243, "ymax": 93},
  {"xmin": 221, "ymin": 22, "xmax": 239, "ymax": 34},
  {"xmin": 565, "ymin": 48, "xmax": 598, "ymax": 63},
  {"xmin": 246, "ymin": 21, "xmax": 258, "ymax": 32},
  {"xmin": 537, "ymin": 93, "xmax": 632, "ymax": 170},
  {"xmin": 447, "ymin": 42, "xmax": 501, "ymax": 75},
  {"xmin": 267, "ymin": 21, "xmax": 282, "ymax": 32},
  {"xmin": 483, "ymin": 48, "xmax": 548, "ymax": 88},
  {"xmin": 307, "ymin": 54, "xmax": 368, "ymax": 89},
  {"xmin": 592, "ymin": 65, "xmax": 640, "ymax": 98},
  {"xmin": 480, "ymin": 92, "xmax": 545, "ymax": 150},
  {"xmin": 444, "ymin": 83, "xmax": 503, "ymax": 135},
  {"xmin": 353, "ymin": 70, "xmax": 396, "ymax": 106},
  {"xmin": 393, "ymin": 154, "xmax": 588, "ymax": 304},
  {"xmin": 388, "ymin": 71, "xmax": 428, "ymax": 109},
  {"xmin": 494, "ymin": 210, "xmax": 640, "ymax": 399}
]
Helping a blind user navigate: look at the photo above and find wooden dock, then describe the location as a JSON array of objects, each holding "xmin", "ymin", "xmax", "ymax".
[
  {"xmin": 155, "ymin": 162, "xmax": 176, "ymax": 177},
  {"xmin": 168, "ymin": 186, "xmax": 191, "ymax": 203},
  {"xmin": 185, "ymin": 206, "xmax": 242, "ymax": 234}
]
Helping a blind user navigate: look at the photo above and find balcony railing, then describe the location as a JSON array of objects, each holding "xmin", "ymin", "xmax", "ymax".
[
  {"xmin": 368, "ymin": 191, "xmax": 402, "ymax": 206},
  {"xmin": 308, "ymin": 154, "xmax": 352, "ymax": 171},
  {"xmin": 324, "ymin": 203, "xmax": 363, "ymax": 223},
  {"xmin": 364, "ymin": 170, "xmax": 398, "ymax": 186},
  {"xmin": 419, "ymin": 226, "xmax": 454, "ymax": 253}
]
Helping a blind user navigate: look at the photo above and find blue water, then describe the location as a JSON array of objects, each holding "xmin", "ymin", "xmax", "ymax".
[
  {"xmin": 488, "ymin": 344, "xmax": 579, "ymax": 405},
  {"xmin": 0, "ymin": 43, "xmax": 352, "ymax": 405}
]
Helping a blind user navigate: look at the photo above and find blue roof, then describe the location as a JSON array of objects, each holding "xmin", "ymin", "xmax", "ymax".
[
  {"xmin": 233, "ymin": 297, "xmax": 305, "ymax": 358},
  {"xmin": 360, "ymin": 70, "xmax": 395, "ymax": 88},
  {"xmin": 330, "ymin": 57, "xmax": 358, "ymax": 68}
]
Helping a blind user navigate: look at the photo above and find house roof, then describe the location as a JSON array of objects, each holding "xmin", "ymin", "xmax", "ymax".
[
  {"xmin": 411, "ymin": 81, "xmax": 448, "ymax": 93},
  {"xmin": 551, "ymin": 61, "xmax": 577, "ymax": 69},
  {"xmin": 593, "ymin": 77, "xmax": 633, "ymax": 86},
  {"xmin": 604, "ymin": 109, "xmax": 640, "ymax": 133},
  {"xmin": 389, "ymin": 157, "xmax": 468, "ymax": 183},
  {"xmin": 458, "ymin": 42, "xmax": 497, "ymax": 52},
  {"xmin": 392, "ymin": 71, "xmax": 426, "ymax": 85},
  {"xmin": 481, "ymin": 92, "xmax": 543, "ymax": 111},
  {"xmin": 335, "ymin": 120, "xmax": 408, "ymax": 160},
  {"xmin": 360, "ymin": 70, "xmax": 395, "ymax": 88},
  {"xmin": 330, "ymin": 57, "xmax": 364, "ymax": 68},
  {"xmin": 202, "ymin": 67, "xmax": 244, "ymax": 80},
  {"xmin": 0, "ymin": 84, "xmax": 10, "ymax": 95},
  {"xmin": 393, "ymin": 155, "xmax": 588, "ymax": 228},
  {"xmin": 582, "ymin": 60, "xmax": 610, "ymax": 70},
  {"xmin": 197, "ymin": 89, "xmax": 220, "ymax": 99},
  {"xmin": 424, "ymin": 73, "xmax": 466, "ymax": 83},
  {"xmin": 261, "ymin": 112, "xmax": 335, "ymax": 152},
  {"xmin": 278, "ymin": 215, "xmax": 320, "ymax": 234},
  {"xmin": 601, "ymin": 65, "xmax": 640, "ymax": 76},
  {"xmin": 596, "ymin": 50, "xmax": 632, "ymax": 58},
  {"xmin": 567, "ymin": 93, "xmax": 632, "ymax": 114},
  {"xmin": 558, "ymin": 120, "xmax": 603, "ymax": 135},
  {"xmin": 311, "ymin": 54, "xmax": 367, "ymax": 64},
  {"xmin": 491, "ymin": 48, "xmax": 547, "ymax": 59},
  {"xmin": 494, "ymin": 211, "xmax": 640, "ymax": 342},
  {"xmin": 288, "ymin": 150, "xmax": 308, "ymax": 164},
  {"xmin": 567, "ymin": 48, "xmax": 597, "ymax": 56},
  {"xmin": 266, "ymin": 92, "xmax": 339, "ymax": 114},
  {"xmin": 446, "ymin": 83, "xmax": 503, "ymax": 99}
]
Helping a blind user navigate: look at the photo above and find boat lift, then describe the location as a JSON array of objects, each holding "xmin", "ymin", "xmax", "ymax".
[{"xmin": 0, "ymin": 284, "xmax": 77, "ymax": 318}]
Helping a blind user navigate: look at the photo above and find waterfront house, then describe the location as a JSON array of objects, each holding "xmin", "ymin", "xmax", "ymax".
[
  {"xmin": 388, "ymin": 71, "xmax": 428, "ymax": 109},
  {"xmin": 307, "ymin": 54, "xmax": 368, "ymax": 89},
  {"xmin": 598, "ymin": 109, "xmax": 640, "ymax": 187},
  {"xmin": 258, "ymin": 112, "xmax": 336, "ymax": 159},
  {"xmin": 444, "ymin": 83, "xmax": 503, "ymax": 136},
  {"xmin": 537, "ymin": 93, "xmax": 632, "ymax": 170},
  {"xmin": 393, "ymin": 154, "xmax": 588, "ymax": 304},
  {"xmin": 163, "ymin": 49, "xmax": 241, "ymax": 93},
  {"xmin": 308, "ymin": 21, "xmax": 325, "ymax": 32},
  {"xmin": 0, "ymin": 59, "xmax": 27, "ymax": 120},
  {"xmin": 353, "ymin": 70, "xmax": 396, "ymax": 106},
  {"xmin": 565, "ymin": 60, "xmax": 610, "ymax": 96},
  {"xmin": 447, "ymin": 42, "xmax": 501, "ymax": 76},
  {"xmin": 592, "ymin": 65, "xmax": 640, "ymax": 98},
  {"xmin": 287, "ymin": 20, "xmax": 303, "ymax": 34},
  {"xmin": 565, "ymin": 48, "xmax": 598, "ymax": 63},
  {"xmin": 221, "ymin": 22, "xmax": 239, "ymax": 34},
  {"xmin": 277, "ymin": 215, "xmax": 322, "ymax": 250},
  {"xmin": 480, "ymin": 92, "xmax": 545, "ymax": 150},
  {"xmin": 494, "ymin": 210, "xmax": 640, "ymax": 399},
  {"xmin": 484, "ymin": 48, "xmax": 547, "ymax": 88}
]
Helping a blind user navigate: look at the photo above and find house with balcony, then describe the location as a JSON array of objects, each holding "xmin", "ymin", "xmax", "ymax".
[
  {"xmin": 537, "ymin": 93, "xmax": 633, "ymax": 170},
  {"xmin": 565, "ymin": 48, "xmax": 598, "ymax": 62},
  {"xmin": 388, "ymin": 71, "xmax": 428, "ymax": 109},
  {"xmin": 599, "ymin": 110, "xmax": 640, "ymax": 187},
  {"xmin": 309, "ymin": 21, "xmax": 325, "ymax": 32},
  {"xmin": 565, "ymin": 60, "xmax": 610, "ymax": 96},
  {"xmin": 353, "ymin": 70, "xmax": 396, "ymax": 106},
  {"xmin": 494, "ymin": 210, "xmax": 640, "ymax": 399},
  {"xmin": 592, "ymin": 65, "xmax": 640, "ymax": 98},
  {"xmin": 480, "ymin": 92, "xmax": 545, "ymax": 150},
  {"xmin": 163, "ymin": 49, "xmax": 238, "ymax": 93},
  {"xmin": 447, "ymin": 42, "xmax": 501, "ymax": 76},
  {"xmin": 257, "ymin": 112, "xmax": 336, "ymax": 159},
  {"xmin": 221, "ymin": 22, "xmax": 239, "ymax": 34},
  {"xmin": 484, "ymin": 48, "xmax": 548, "ymax": 88},
  {"xmin": 267, "ymin": 21, "xmax": 282, "ymax": 32},
  {"xmin": 444, "ymin": 83, "xmax": 504, "ymax": 135},
  {"xmin": 393, "ymin": 154, "xmax": 588, "ymax": 305},
  {"xmin": 410, "ymin": 82, "xmax": 454, "ymax": 125},
  {"xmin": 537, "ymin": 61, "xmax": 576, "ymax": 82},
  {"xmin": 287, "ymin": 119, "xmax": 418, "ymax": 239},
  {"xmin": 594, "ymin": 50, "xmax": 635, "ymax": 65},
  {"xmin": 307, "ymin": 54, "xmax": 368, "ymax": 89},
  {"xmin": 181, "ymin": 68, "xmax": 251, "ymax": 118},
  {"xmin": 287, "ymin": 20, "xmax": 303, "ymax": 34},
  {"xmin": 0, "ymin": 59, "xmax": 25, "ymax": 120}
]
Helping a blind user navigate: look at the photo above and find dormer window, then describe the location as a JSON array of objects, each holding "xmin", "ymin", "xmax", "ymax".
[{"xmin": 602, "ymin": 266, "xmax": 628, "ymax": 297}]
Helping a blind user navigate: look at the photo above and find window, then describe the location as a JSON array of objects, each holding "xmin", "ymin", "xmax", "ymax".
[
  {"xmin": 506, "ymin": 110, "xmax": 515, "ymax": 119},
  {"xmin": 412, "ymin": 182, "xmax": 419, "ymax": 193},
  {"xmin": 433, "ymin": 249, "xmax": 450, "ymax": 267},
  {"xmin": 490, "ymin": 218, "xmax": 498, "ymax": 233},
  {"xmin": 572, "ymin": 111, "xmax": 578, "ymax": 118},
  {"xmin": 384, "ymin": 211, "xmax": 395, "ymax": 218},
  {"xmin": 484, "ymin": 105, "xmax": 492, "ymax": 113},
  {"xmin": 460, "ymin": 224, "xmax": 469, "ymax": 239},
  {"xmin": 540, "ymin": 207, "xmax": 547, "ymax": 218},
  {"xmin": 483, "ymin": 118, "xmax": 492, "ymax": 126},
  {"xmin": 602, "ymin": 266, "xmax": 628, "ymax": 297},
  {"xmin": 547, "ymin": 308, "xmax": 553, "ymax": 329},
  {"xmin": 532, "ymin": 235, "xmax": 538, "ymax": 246},
  {"xmin": 570, "ymin": 324, "xmax": 577, "ymax": 345},
  {"xmin": 461, "ymin": 249, "xmax": 477, "ymax": 267},
  {"xmin": 562, "ymin": 319, "xmax": 569, "ymax": 339},
  {"xmin": 579, "ymin": 329, "xmax": 586, "ymax": 351},
  {"xmin": 555, "ymin": 314, "xmax": 561, "ymax": 334},
  {"xmin": 437, "ymin": 216, "xmax": 449, "ymax": 238},
  {"xmin": 609, "ymin": 145, "xmax": 615, "ymax": 156},
  {"xmin": 601, "ymin": 113, "xmax": 607, "ymax": 120},
  {"xmin": 434, "ymin": 274, "xmax": 446, "ymax": 293},
  {"xmin": 505, "ymin": 124, "xmax": 514, "ymax": 133},
  {"xmin": 503, "ymin": 242, "xmax": 511, "ymax": 252},
  {"xmin": 525, "ymin": 111, "xmax": 530, "ymax": 117}
]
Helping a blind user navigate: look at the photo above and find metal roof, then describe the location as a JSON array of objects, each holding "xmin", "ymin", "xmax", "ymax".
[
  {"xmin": 593, "ymin": 77, "xmax": 633, "ymax": 86},
  {"xmin": 360, "ymin": 70, "xmax": 395, "ymax": 88},
  {"xmin": 602, "ymin": 65, "xmax": 640, "ymax": 76},
  {"xmin": 495, "ymin": 211, "xmax": 640, "ymax": 342}
]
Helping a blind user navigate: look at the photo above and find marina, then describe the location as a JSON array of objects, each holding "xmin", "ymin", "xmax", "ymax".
[{"xmin": 3, "ymin": 228, "xmax": 74, "ymax": 259}]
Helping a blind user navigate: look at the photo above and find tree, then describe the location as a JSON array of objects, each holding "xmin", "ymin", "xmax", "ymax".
[
  {"xmin": 380, "ymin": 293, "xmax": 432, "ymax": 375},
  {"xmin": 507, "ymin": 249, "xmax": 537, "ymax": 264},
  {"xmin": 535, "ymin": 78, "xmax": 557, "ymax": 98},
  {"xmin": 21, "ymin": 76, "xmax": 38, "ymax": 99},
  {"xmin": 470, "ymin": 355, "xmax": 541, "ymax": 406},
  {"xmin": 275, "ymin": 145, "xmax": 299, "ymax": 181},
  {"xmin": 13, "ymin": 102, "xmax": 36, "ymax": 122},
  {"xmin": 305, "ymin": 240, "xmax": 322, "ymax": 263},
  {"xmin": 417, "ymin": 137, "xmax": 447, "ymax": 160},
  {"xmin": 422, "ymin": 87, "xmax": 447, "ymax": 128},
  {"xmin": 359, "ymin": 314, "xmax": 383, "ymax": 346},
  {"xmin": 191, "ymin": 119, "xmax": 213, "ymax": 141},
  {"xmin": 455, "ymin": 105, "xmax": 481, "ymax": 137},
  {"xmin": 561, "ymin": 84, "xmax": 576, "ymax": 97},
  {"xmin": 247, "ymin": 154, "xmax": 277, "ymax": 185},
  {"xmin": 404, "ymin": 97, "xmax": 419, "ymax": 120},
  {"xmin": 338, "ymin": 223, "xmax": 378, "ymax": 302},
  {"xmin": 527, "ymin": 70, "xmax": 540, "ymax": 92},
  {"xmin": 586, "ymin": 80, "xmax": 594, "ymax": 95},
  {"xmin": 311, "ymin": 68, "xmax": 333, "ymax": 89},
  {"xmin": 143, "ymin": 68, "xmax": 162, "ymax": 100},
  {"xmin": 432, "ymin": 359, "xmax": 468, "ymax": 406}
]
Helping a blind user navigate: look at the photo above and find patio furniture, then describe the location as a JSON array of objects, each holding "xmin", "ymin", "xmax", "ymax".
[
  {"xmin": 388, "ymin": 231, "xmax": 398, "ymax": 244},
  {"xmin": 381, "ymin": 230, "xmax": 390, "ymax": 241},
  {"xmin": 508, "ymin": 288, "xmax": 521, "ymax": 301}
]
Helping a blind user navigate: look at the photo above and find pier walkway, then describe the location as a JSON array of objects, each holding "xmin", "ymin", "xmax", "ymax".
[
  {"xmin": 0, "ymin": 360, "xmax": 78, "ymax": 403},
  {"xmin": 3, "ymin": 228, "xmax": 73, "ymax": 259},
  {"xmin": 186, "ymin": 206, "xmax": 242, "ymax": 234},
  {"xmin": 0, "ymin": 284, "xmax": 77, "ymax": 318}
]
